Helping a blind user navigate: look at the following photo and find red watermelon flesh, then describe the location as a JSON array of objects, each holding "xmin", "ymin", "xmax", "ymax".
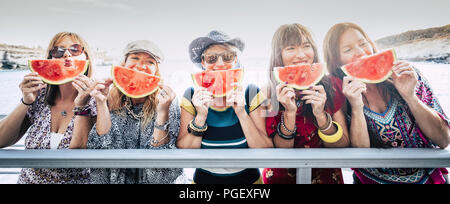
[
  {"xmin": 341, "ymin": 49, "xmax": 397, "ymax": 83},
  {"xmin": 273, "ymin": 63, "xmax": 326, "ymax": 90},
  {"xmin": 112, "ymin": 65, "xmax": 160, "ymax": 98},
  {"xmin": 192, "ymin": 68, "xmax": 244, "ymax": 97},
  {"xmin": 28, "ymin": 59, "xmax": 89, "ymax": 85}
]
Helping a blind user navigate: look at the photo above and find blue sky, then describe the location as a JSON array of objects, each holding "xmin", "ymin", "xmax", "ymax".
[{"xmin": 1, "ymin": 0, "xmax": 449, "ymax": 61}]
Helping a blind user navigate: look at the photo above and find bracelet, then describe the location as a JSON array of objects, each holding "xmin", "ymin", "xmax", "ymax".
[
  {"xmin": 276, "ymin": 122, "xmax": 295, "ymax": 140},
  {"xmin": 192, "ymin": 116, "xmax": 207, "ymax": 130},
  {"xmin": 73, "ymin": 105, "xmax": 91, "ymax": 116},
  {"xmin": 150, "ymin": 132, "xmax": 170, "ymax": 146},
  {"xmin": 318, "ymin": 121, "xmax": 343, "ymax": 143},
  {"xmin": 154, "ymin": 120, "xmax": 170, "ymax": 131},
  {"xmin": 281, "ymin": 112, "xmax": 297, "ymax": 134},
  {"xmin": 315, "ymin": 112, "xmax": 332, "ymax": 131},
  {"xmin": 21, "ymin": 98, "xmax": 33, "ymax": 106},
  {"xmin": 189, "ymin": 119, "xmax": 208, "ymax": 132},
  {"xmin": 187, "ymin": 123, "xmax": 207, "ymax": 137}
]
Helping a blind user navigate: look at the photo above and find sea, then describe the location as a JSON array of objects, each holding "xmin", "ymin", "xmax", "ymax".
[{"xmin": 0, "ymin": 61, "xmax": 449, "ymax": 184}]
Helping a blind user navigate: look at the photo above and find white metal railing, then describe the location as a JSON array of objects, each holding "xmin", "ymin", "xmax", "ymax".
[{"xmin": 0, "ymin": 148, "xmax": 449, "ymax": 184}]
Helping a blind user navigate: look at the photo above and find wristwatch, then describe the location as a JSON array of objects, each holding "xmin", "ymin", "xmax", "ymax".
[{"xmin": 154, "ymin": 120, "xmax": 170, "ymax": 131}]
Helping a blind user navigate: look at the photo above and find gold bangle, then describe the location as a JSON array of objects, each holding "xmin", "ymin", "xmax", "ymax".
[
  {"xmin": 189, "ymin": 120, "xmax": 207, "ymax": 132},
  {"xmin": 318, "ymin": 121, "xmax": 343, "ymax": 143}
]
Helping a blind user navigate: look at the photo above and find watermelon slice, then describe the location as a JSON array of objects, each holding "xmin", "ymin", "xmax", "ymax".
[
  {"xmin": 273, "ymin": 63, "xmax": 326, "ymax": 90},
  {"xmin": 28, "ymin": 59, "xmax": 89, "ymax": 85},
  {"xmin": 191, "ymin": 68, "xmax": 244, "ymax": 97},
  {"xmin": 340, "ymin": 49, "xmax": 397, "ymax": 83},
  {"xmin": 112, "ymin": 65, "xmax": 160, "ymax": 98}
]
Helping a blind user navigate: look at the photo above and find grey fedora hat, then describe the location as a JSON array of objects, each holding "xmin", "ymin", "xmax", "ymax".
[{"xmin": 189, "ymin": 30, "xmax": 245, "ymax": 68}]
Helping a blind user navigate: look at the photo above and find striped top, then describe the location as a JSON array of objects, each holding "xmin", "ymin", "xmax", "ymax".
[{"xmin": 180, "ymin": 84, "xmax": 266, "ymax": 184}]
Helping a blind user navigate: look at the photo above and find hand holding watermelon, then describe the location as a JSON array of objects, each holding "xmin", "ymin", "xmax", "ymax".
[
  {"xmin": 391, "ymin": 61, "xmax": 418, "ymax": 102},
  {"xmin": 90, "ymin": 78, "xmax": 113, "ymax": 104},
  {"xmin": 301, "ymin": 85, "xmax": 328, "ymax": 118},
  {"xmin": 19, "ymin": 72, "xmax": 47, "ymax": 104},
  {"xmin": 276, "ymin": 83, "xmax": 297, "ymax": 113},
  {"xmin": 156, "ymin": 84, "xmax": 177, "ymax": 114},
  {"xmin": 342, "ymin": 76, "xmax": 366, "ymax": 109},
  {"xmin": 192, "ymin": 87, "xmax": 213, "ymax": 122},
  {"xmin": 226, "ymin": 84, "xmax": 246, "ymax": 114},
  {"xmin": 73, "ymin": 75, "xmax": 97, "ymax": 106}
]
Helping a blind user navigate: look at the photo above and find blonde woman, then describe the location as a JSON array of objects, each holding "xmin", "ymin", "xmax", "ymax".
[
  {"xmin": 0, "ymin": 32, "xmax": 97, "ymax": 184},
  {"xmin": 71, "ymin": 40, "xmax": 183, "ymax": 184}
]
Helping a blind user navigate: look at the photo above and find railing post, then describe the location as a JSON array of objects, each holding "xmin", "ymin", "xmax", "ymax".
[{"xmin": 296, "ymin": 168, "xmax": 311, "ymax": 184}]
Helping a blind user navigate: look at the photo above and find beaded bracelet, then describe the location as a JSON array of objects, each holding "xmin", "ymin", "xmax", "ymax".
[
  {"xmin": 281, "ymin": 112, "xmax": 297, "ymax": 135},
  {"xmin": 187, "ymin": 119, "xmax": 208, "ymax": 137}
]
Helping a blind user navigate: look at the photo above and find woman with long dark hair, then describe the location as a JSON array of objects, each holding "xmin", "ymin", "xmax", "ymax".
[
  {"xmin": 263, "ymin": 24, "xmax": 350, "ymax": 184},
  {"xmin": 323, "ymin": 22, "xmax": 450, "ymax": 184}
]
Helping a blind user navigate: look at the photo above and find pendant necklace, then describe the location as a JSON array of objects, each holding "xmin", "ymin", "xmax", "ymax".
[{"xmin": 61, "ymin": 110, "xmax": 67, "ymax": 118}]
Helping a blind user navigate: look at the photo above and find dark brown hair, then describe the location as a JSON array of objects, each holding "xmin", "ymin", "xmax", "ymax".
[
  {"xmin": 268, "ymin": 23, "xmax": 335, "ymax": 119},
  {"xmin": 323, "ymin": 22, "xmax": 399, "ymax": 148}
]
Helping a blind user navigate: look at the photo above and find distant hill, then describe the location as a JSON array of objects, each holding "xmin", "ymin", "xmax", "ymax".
[{"xmin": 375, "ymin": 24, "xmax": 450, "ymax": 63}]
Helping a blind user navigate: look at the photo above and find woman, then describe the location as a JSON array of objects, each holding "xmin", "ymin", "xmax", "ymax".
[
  {"xmin": 0, "ymin": 32, "xmax": 97, "ymax": 184},
  {"xmin": 177, "ymin": 30, "xmax": 273, "ymax": 184},
  {"xmin": 71, "ymin": 40, "xmax": 184, "ymax": 184},
  {"xmin": 263, "ymin": 24, "xmax": 350, "ymax": 184},
  {"xmin": 323, "ymin": 22, "xmax": 450, "ymax": 184}
]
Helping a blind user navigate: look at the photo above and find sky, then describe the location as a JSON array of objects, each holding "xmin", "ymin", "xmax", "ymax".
[{"xmin": 1, "ymin": 0, "xmax": 449, "ymax": 62}]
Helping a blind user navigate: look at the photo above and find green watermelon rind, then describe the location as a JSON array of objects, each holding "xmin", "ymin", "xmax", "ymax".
[
  {"xmin": 191, "ymin": 68, "xmax": 245, "ymax": 97},
  {"xmin": 340, "ymin": 48, "xmax": 397, "ymax": 84},
  {"xmin": 111, "ymin": 65, "xmax": 161, "ymax": 99},
  {"xmin": 28, "ymin": 59, "xmax": 89, "ymax": 85},
  {"xmin": 273, "ymin": 63, "xmax": 326, "ymax": 90}
]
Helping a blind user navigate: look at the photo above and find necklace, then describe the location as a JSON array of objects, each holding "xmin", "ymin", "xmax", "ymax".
[
  {"xmin": 125, "ymin": 98, "xmax": 144, "ymax": 120},
  {"xmin": 61, "ymin": 110, "xmax": 67, "ymax": 118}
]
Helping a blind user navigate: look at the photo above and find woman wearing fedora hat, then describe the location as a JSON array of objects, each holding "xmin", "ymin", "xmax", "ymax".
[
  {"xmin": 177, "ymin": 30, "xmax": 273, "ymax": 184},
  {"xmin": 71, "ymin": 40, "xmax": 184, "ymax": 184}
]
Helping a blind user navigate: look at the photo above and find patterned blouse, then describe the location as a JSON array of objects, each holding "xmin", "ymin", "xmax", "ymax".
[
  {"xmin": 18, "ymin": 88, "xmax": 97, "ymax": 184},
  {"xmin": 87, "ymin": 100, "xmax": 184, "ymax": 184},
  {"xmin": 353, "ymin": 70, "xmax": 450, "ymax": 184}
]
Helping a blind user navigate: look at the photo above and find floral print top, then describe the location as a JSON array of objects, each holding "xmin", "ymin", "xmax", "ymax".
[{"xmin": 18, "ymin": 88, "xmax": 97, "ymax": 184}]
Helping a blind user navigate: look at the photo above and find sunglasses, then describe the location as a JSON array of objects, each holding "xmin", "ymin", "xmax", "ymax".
[
  {"xmin": 202, "ymin": 51, "xmax": 237, "ymax": 64},
  {"xmin": 50, "ymin": 44, "xmax": 84, "ymax": 58}
]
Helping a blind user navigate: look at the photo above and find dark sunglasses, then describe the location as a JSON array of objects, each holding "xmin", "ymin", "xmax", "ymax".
[
  {"xmin": 202, "ymin": 51, "xmax": 237, "ymax": 64},
  {"xmin": 50, "ymin": 44, "xmax": 84, "ymax": 58}
]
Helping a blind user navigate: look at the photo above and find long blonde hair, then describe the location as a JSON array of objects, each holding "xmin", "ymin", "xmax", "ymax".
[
  {"xmin": 108, "ymin": 53, "xmax": 161, "ymax": 127},
  {"xmin": 44, "ymin": 32, "xmax": 94, "ymax": 106}
]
